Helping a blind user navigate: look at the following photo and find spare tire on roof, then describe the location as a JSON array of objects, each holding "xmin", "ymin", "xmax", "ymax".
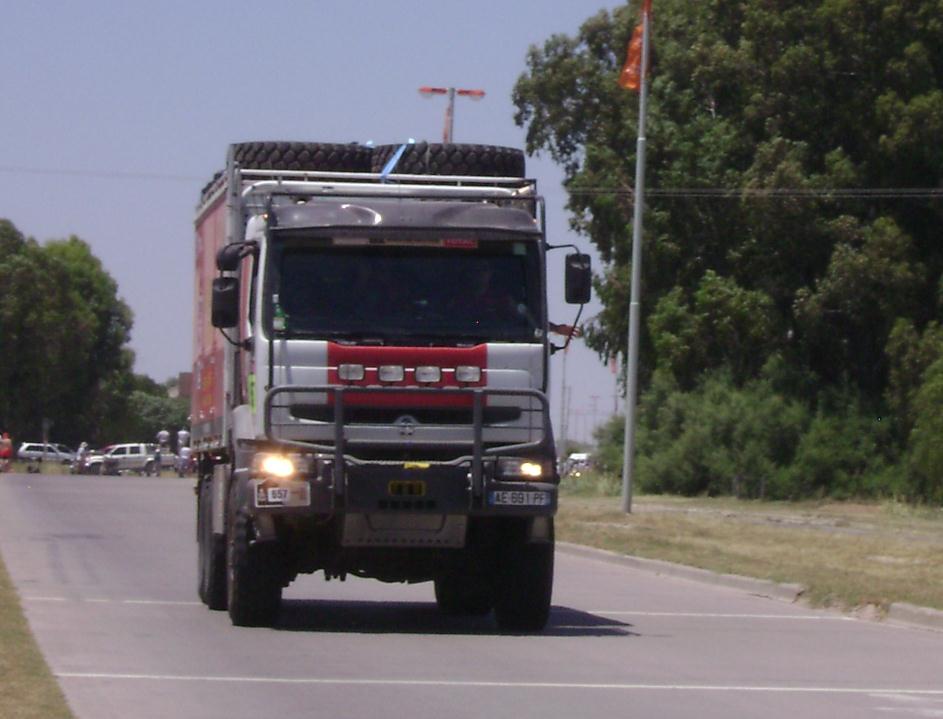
[
  {"xmin": 231, "ymin": 141, "xmax": 373, "ymax": 172},
  {"xmin": 370, "ymin": 142, "xmax": 525, "ymax": 178}
]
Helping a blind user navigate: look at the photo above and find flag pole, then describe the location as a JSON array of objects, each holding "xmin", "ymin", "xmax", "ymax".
[{"xmin": 621, "ymin": 2, "xmax": 652, "ymax": 514}]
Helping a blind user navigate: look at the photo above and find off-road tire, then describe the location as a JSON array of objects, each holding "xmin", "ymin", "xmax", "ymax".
[
  {"xmin": 493, "ymin": 519, "xmax": 554, "ymax": 632},
  {"xmin": 370, "ymin": 142, "xmax": 525, "ymax": 177},
  {"xmin": 201, "ymin": 142, "xmax": 374, "ymax": 200},
  {"xmin": 143, "ymin": 460, "xmax": 155, "ymax": 476},
  {"xmin": 226, "ymin": 481, "xmax": 282, "ymax": 626},
  {"xmin": 434, "ymin": 574, "xmax": 493, "ymax": 616},
  {"xmin": 232, "ymin": 141, "xmax": 373, "ymax": 172},
  {"xmin": 197, "ymin": 479, "xmax": 227, "ymax": 610}
]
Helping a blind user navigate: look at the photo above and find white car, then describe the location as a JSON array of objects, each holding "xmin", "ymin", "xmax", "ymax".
[
  {"xmin": 17, "ymin": 442, "xmax": 75, "ymax": 464},
  {"xmin": 87, "ymin": 443, "xmax": 158, "ymax": 476}
]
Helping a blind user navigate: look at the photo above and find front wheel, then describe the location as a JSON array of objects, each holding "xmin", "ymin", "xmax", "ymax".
[
  {"xmin": 434, "ymin": 574, "xmax": 493, "ymax": 616},
  {"xmin": 197, "ymin": 479, "xmax": 227, "ymax": 610},
  {"xmin": 226, "ymin": 480, "xmax": 282, "ymax": 626},
  {"xmin": 493, "ymin": 519, "xmax": 554, "ymax": 632}
]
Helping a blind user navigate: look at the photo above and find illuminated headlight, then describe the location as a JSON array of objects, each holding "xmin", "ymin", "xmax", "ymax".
[
  {"xmin": 455, "ymin": 365, "xmax": 482, "ymax": 383},
  {"xmin": 378, "ymin": 365, "xmax": 405, "ymax": 382},
  {"xmin": 253, "ymin": 453, "xmax": 297, "ymax": 479},
  {"xmin": 415, "ymin": 366, "xmax": 441, "ymax": 383},
  {"xmin": 337, "ymin": 363, "xmax": 365, "ymax": 381},
  {"xmin": 497, "ymin": 458, "xmax": 546, "ymax": 480}
]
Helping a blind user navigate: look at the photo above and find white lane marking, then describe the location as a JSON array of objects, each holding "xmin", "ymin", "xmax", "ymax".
[
  {"xmin": 23, "ymin": 596, "xmax": 200, "ymax": 606},
  {"xmin": 873, "ymin": 693, "xmax": 943, "ymax": 716},
  {"xmin": 54, "ymin": 673, "xmax": 943, "ymax": 695},
  {"xmin": 591, "ymin": 611, "xmax": 851, "ymax": 621}
]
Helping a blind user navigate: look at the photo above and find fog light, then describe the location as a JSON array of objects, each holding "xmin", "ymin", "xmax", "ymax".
[
  {"xmin": 455, "ymin": 365, "xmax": 482, "ymax": 383},
  {"xmin": 338, "ymin": 363, "xmax": 365, "ymax": 381},
  {"xmin": 415, "ymin": 366, "xmax": 441, "ymax": 383},
  {"xmin": 378, "ymin": 365, "xmax": 405, "ymax": 382}
]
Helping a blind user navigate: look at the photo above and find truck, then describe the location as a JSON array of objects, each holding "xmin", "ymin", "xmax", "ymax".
[{"xmin": 192, "ymin": 140, "xmax": 591, "ymax": 631}]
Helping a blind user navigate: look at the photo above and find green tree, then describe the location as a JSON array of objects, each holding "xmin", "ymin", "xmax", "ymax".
[
  {"xmin": 0, "ymin": 220, "xmax": 134, "ymax": 444},
  {"xmin": 907, "ymin": 356, "xmax": 943, "ymax": 502},
  {"xmin": 514, "ymin": 0, "xmax": 943, "ymax": 394},
  {"xmin": 514, "ymin": 1, "xmax": 943, "ymax": 500}
]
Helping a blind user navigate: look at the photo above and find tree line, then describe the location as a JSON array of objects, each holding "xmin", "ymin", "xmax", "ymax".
[
  {"xmin": 514, "ymin": 0, "xmax": 943, "ymax": 502},
  {"xmin": 0, "ymin": 219, "xmax": 187, "ymax": 448}
]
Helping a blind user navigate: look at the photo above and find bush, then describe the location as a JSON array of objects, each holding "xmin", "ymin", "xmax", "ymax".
[
  {"xmin": 906, "ymin": 356, "xmax": 943, "ymax": 503},
  {"xmin": 783, "ymin": 407, "xmax": 894, "ymax": 500},
  {"xmin": 628, "ymin": 369, "xmax": 809, "ymax": 497}
]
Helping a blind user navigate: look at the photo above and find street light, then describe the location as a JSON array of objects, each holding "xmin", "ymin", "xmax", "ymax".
[{"xmin": 418, "ymin": 86, "xmax": 485, "ymax": 143}]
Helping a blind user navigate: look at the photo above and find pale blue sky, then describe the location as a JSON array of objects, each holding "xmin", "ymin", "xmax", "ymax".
[{"xmin": 0, "ymin": 0, "xmax": 627, "ymax": 444}]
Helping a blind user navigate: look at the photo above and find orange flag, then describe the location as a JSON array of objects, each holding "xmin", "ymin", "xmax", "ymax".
[{"xmin": 618, "ymin": 0, "xmax": 651, "ymax": 92}]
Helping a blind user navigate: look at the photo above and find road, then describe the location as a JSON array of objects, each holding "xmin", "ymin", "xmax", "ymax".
[{"xmin": 1, "ymin": 473, "xmax": 942, "ymax": 719}]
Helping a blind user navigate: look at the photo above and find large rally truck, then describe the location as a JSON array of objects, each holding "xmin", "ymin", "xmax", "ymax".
[{"xmin": 193, "ymin": 141, "xmax": 591, "ymax": 631}]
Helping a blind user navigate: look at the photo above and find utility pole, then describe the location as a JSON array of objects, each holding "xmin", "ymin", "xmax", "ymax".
[
  {"xmin": 590, "ymin": 395, "xmax": 600, "ymax": 444},
  {"xmin": 418, "ymin": 86, "xmax": 485, "ymax": 142},
  {"xmin": 621, "ymin": 1, "xmax": 653, "ymax": 514}
]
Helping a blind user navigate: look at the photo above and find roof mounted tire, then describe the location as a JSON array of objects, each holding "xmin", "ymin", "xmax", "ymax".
[
  {"xmin": 371, "ymin": 142, "xmax": 525, "ymax": 178},
  {"xmin": 231, "ymin": 141, "xmax": 373, "ymax": 172}
]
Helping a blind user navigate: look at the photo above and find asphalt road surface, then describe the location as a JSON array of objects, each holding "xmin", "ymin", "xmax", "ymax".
[{"xmin": 1, "ymin": 473, "xmax": 942, "ymax": 719}]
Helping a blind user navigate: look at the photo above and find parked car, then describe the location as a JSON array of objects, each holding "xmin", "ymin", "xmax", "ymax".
[
  {"xmin": 88, "ymin": 443, "xmax": 158, "ymax": 476},
  {"xmin": 17, "ymin": 442, "xmax": 75, "ymax": 464}
]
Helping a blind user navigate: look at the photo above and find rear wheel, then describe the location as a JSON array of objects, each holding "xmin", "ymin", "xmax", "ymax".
[
  {"xmin": 493, "ymin": 519, "xmax": 554, "ymax": 632},
  {"xmin": 197, "ymin": 479, "xmax": 227, "ymax": 610},
  {"xmin": 226, "ymin": 480, "xmax": 282, "ymax": 626}
]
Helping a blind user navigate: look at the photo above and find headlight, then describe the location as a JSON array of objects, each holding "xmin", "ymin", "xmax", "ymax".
[
  {"xmin": 496, "ymin": 457, "xmax": 547, "ymax": 480},
  {"xmin": 253, "ymin": 453, "xmax": 296, "ymax": 479}
]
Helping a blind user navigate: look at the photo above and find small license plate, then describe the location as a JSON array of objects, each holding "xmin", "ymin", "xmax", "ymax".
[
  {"xmin": 489, "ymin": 490, "xmax": 551, "ymax": 507},
  {"xmin": 255, "ymin": 482, "xmax": 311, "ymax": 508},
  {"xmin": 389, "ymin": 480, "xmax": 426, "ymax": 497}
]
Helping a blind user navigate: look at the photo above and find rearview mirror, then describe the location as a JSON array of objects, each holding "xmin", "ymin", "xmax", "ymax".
[
  {"xmin": 211, "ymin": 277, "xmax": 239, "ymax": 328},
  {"xmin": 564, "ymin": 253, "xmax": 592, "ymax": 305}
]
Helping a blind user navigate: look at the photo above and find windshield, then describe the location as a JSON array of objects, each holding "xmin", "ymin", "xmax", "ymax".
[{"xmin": 267, "ymin": 235, "xmax": 544, "ymax": 344}]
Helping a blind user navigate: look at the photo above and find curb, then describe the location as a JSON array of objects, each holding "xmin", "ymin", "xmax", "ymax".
[
  {"xmin": 557, "ymin": 542, "xmax": 805, "ymax": 603},
  {"xmin": 558, "ymin": 542, "xmax": 943, "ymax": 632},
  {"xmin": 886, "ymin": 602, "xmax": 943, "ymax": 632}
]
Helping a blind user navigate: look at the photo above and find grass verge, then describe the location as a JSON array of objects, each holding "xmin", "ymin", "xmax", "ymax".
[
  {"xmin": 558, "ymin": 483, "xmax": 943, "ymax": 613},
  {"xmin": 0, "ymin": 552, "xmax": 74, "ymax": 719}
]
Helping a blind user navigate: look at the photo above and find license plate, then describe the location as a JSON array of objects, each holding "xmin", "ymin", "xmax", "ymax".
[
  {"xmin": 489, "ymin": 490, "xmax": 551, "ymax": 507},
  {"xmin": 389, "ymin": 480, "xmax": 426, "ymax": 497},
  {"xmin": 254, "ymin": 482, "xmax": 311, "ymax": 508}
]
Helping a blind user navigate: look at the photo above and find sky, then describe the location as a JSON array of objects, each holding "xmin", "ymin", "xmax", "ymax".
[{"xmin": 1, "ymin": 0, "xmax": 628, "ymax": 447}]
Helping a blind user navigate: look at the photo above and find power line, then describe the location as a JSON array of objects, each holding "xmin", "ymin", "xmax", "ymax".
[
  {"xmin": 568, "ymin": 186, "xmax": 943, "ymax": 199},
  {"xmin": 0, "ymin": 165, "xmax": 201, "ymax": 182},
  {"xmin": 2, "ymin": 163, "xmax": 941, "ymax": 199}
]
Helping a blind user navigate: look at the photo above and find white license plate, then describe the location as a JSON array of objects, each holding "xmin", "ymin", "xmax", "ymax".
[
  {"xmin": 489, "ymin": 490, "xmax": 551, "ymax": 507},
  {"xmin": 254, "ymin": 482, "xmax": 311, "ymax": 508},
  {"xmin": 267, "ymin": 488, "xmax": 289, "ymax": 503}
]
